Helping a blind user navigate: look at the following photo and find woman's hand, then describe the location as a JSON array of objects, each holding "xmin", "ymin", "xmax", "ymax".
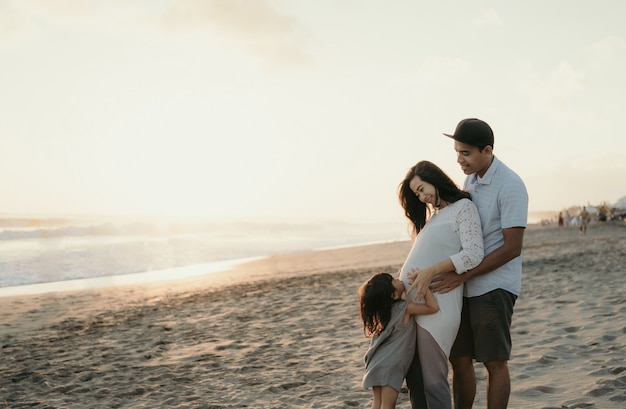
[
  {"xmin": 405, "ymin": 267, "xmax": 418, "ymax": 284},
  {"xmin": 406, "ymin": 267, "xmax": 434, "ymax": 301}
]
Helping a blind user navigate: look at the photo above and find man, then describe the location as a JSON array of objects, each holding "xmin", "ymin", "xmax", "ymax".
[
  {"xmin": 430, "ymin": 118, "xmax": 528, "ymax": 409},
  {"xmin": 579, "ymin": 206, "xmax": 590, "ymax": 235}
]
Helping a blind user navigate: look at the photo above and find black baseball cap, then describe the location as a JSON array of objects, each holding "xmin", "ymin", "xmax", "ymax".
[{"xmin": 443, "ymin": 118, "xmax": 494, "ymax": 148}]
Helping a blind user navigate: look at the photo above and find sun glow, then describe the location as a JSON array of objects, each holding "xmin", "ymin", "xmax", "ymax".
[{"xmin": 1, "ymin": 2, "xmax": 625, "ymax": 221}]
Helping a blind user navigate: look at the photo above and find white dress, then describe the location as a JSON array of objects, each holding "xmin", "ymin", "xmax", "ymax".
[{"xmin": 399, "ymin": 198, "xmax": 483, "ymax": 357}]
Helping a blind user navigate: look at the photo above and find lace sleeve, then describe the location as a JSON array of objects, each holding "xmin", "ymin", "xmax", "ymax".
[{"xmin": 450, "ymin": 199, "xmax": 484, "ymax": 274}]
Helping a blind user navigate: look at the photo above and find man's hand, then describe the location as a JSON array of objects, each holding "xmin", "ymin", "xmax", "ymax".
[{"xmin": 429, "ymin": 271, "xmax": 465, "ymax": 294}]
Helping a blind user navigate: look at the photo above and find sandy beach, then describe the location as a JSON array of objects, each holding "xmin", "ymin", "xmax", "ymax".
[{"xmin": 1, "ymin": 222, "xmax": 625, "ymax": 408}]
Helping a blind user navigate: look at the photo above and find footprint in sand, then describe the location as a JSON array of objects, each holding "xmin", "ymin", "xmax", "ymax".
[
  {"xmin": 537, "ymin": 355, "xmax": 558, "ymax": 365},
  {"xmin": 534, "ymin": 385, "xmax": 557, "ymax": 393},
  {"xmin": 266, "ymin": 382, "xmax": 306, "ymax": 393},
  {"xmin": 516, "ymin": 385, "xmax": 557, "ymax": 396},
  {"xmin": 585, "ymin": 386, "xmax": 614, "ymax": 397}
]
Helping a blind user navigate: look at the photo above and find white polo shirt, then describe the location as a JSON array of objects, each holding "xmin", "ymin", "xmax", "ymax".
[{"xmin": 463, "ymin": 156, "xmax": 528, "ymax": 297}]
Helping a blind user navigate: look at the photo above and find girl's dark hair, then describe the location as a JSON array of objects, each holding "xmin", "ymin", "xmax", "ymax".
[
  {"xmin": 358, "ymin": 273, "xmax": 397, "ymax": 337},
  {"xmin": 398, "ymin": 160, "xmax": 470, "ymax": 239}
]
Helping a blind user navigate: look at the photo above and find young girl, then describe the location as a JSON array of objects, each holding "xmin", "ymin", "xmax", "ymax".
[{"xmin": 359, "ymin": 272, "xmax": 439, "ymax": 409}]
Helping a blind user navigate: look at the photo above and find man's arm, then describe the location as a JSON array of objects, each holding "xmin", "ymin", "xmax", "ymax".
[{"xmin": 429, "ymin": 227, "xmax": 525, "ymax": 294}]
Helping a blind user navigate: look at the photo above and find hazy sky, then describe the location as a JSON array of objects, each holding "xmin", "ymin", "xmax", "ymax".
[{"xmin": 1, "ymin": 0, "xmax": 625, "ymax": 222}]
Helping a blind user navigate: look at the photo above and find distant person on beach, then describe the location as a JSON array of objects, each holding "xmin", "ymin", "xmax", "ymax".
[
  {"xmin": 398, "ymin": 161, "xmax": 484, "ymax": 409},
  {"xmin": 431, "ymin": 118, "xmax": 528, "ymax": 409},
  {"xmin": 359, "ymin": 272, "xmax": 439, "ymax": 409},
  {"xmin": 579, "ymin": 207, "xmax": 590, "ymax": 236},
  {"xmin": 558, "ymin": 212, "xmax": 564, "ymax": 227}
]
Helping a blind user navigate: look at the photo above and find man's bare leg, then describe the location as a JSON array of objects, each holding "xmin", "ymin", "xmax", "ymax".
[
  {"xmin": 484, "ymin": 360, "xmax": 510, "ymax": 409},
  {"xmin": 450, "ymin": 356, "xmax": 476, "ymax": 409}
]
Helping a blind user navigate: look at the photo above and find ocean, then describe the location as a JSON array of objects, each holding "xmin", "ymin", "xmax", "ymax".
[
  {"xmin": 0, "ymin": 215, "xmax": 408, "ymax": 296},
  {"xmin": 0, "ymin": 212, "xmax": 550, "ymax": 297}
]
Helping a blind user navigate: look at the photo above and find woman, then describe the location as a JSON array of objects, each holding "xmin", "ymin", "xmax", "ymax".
[{"xmin": 398, "ymin": 161, "xmax": 484, "ymax": 409}]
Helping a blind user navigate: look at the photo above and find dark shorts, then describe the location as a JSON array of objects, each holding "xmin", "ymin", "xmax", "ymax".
[{"xmin": 450, "ymin": 289, "xmax": 517, "ymax": 362}]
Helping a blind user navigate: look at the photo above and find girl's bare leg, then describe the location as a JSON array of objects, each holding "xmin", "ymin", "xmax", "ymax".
[
  {"xmin": 380, "ymin": 385, "xmax": 399, "ymax": 409},
  {"xmin": 371, "ymin": 386, "xmax": 382, "ymax": 409}
]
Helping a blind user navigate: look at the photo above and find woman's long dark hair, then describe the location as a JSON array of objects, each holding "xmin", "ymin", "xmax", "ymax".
[
  {"xmin": 358, "ymin": 273, "xmax": 397, "ymax": 337},
  {"xmin": 399, "ymin": 160, "xmax": 470, "ymax": 239}
]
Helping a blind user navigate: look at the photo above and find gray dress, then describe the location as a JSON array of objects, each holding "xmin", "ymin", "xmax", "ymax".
[{"xmin": 362, "ymin": 301, "xmax": 416, "ymax": 392}]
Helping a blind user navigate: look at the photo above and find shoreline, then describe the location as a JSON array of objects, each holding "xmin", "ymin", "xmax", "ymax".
[
  {"xmin": 0, "ymin": 256, "xmax": 266, "ymax": 298},
  {"xmin": 0, "ymin": 238, "xmax": 411, "ymax": 298}
]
